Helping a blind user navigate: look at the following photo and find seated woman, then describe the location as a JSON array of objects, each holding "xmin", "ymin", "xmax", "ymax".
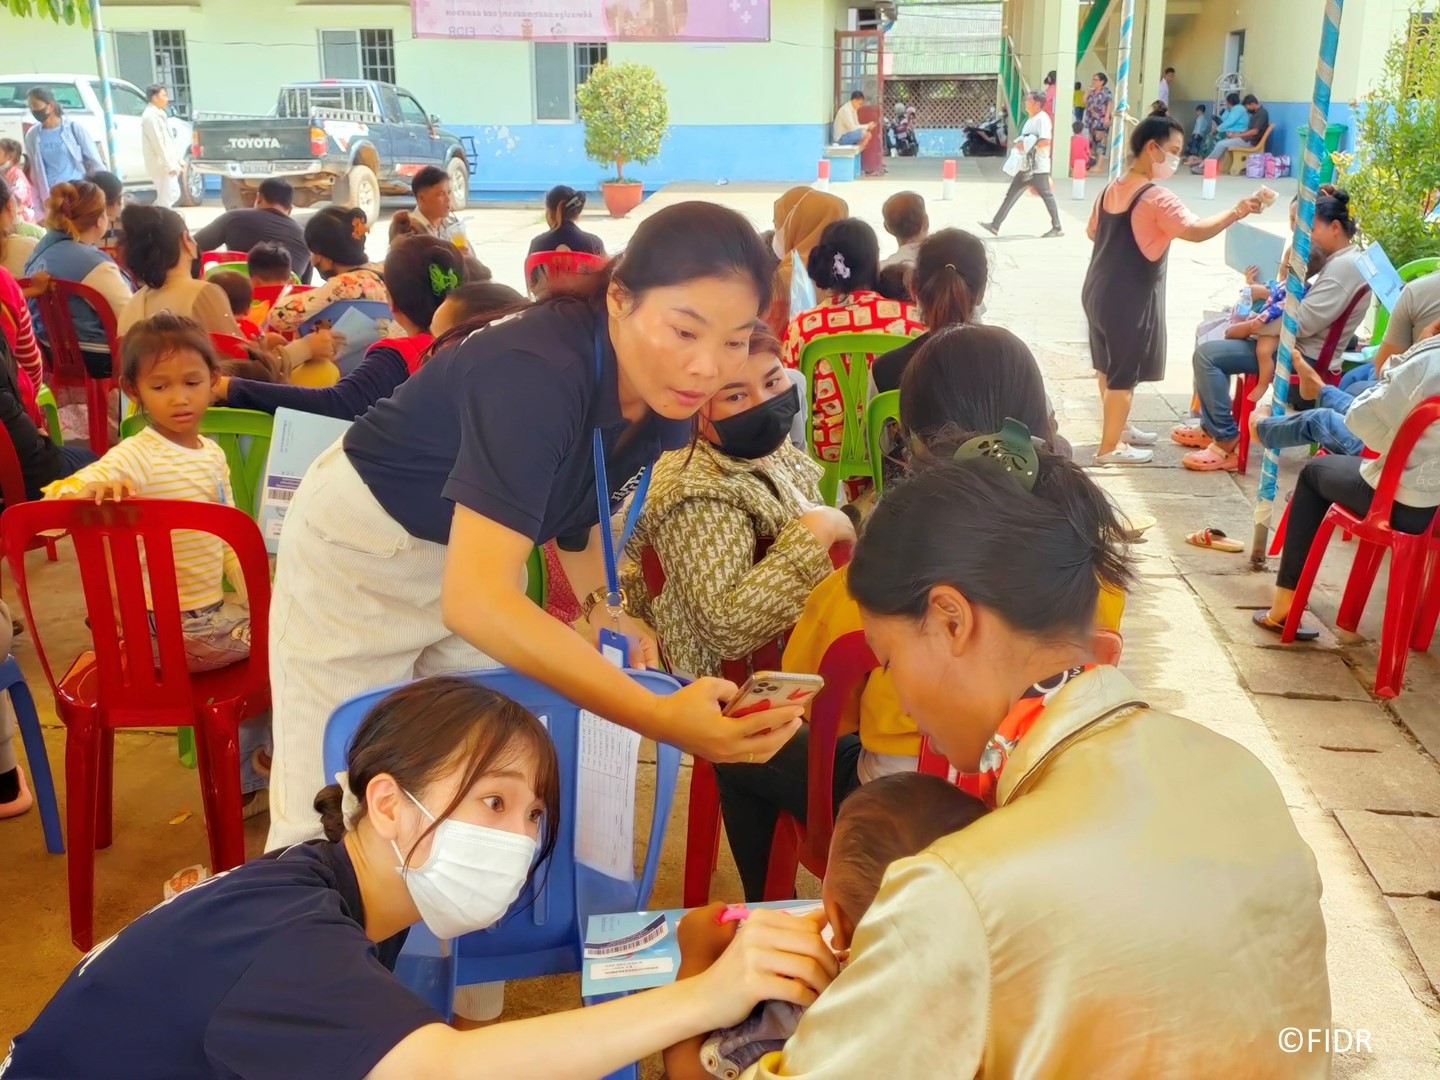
[
  {"xmin": 781, "ymin": 218, "xmax": 924, "ymax": 462},
  {"xmin": 1186, "ymin": 91, "xmax": 1244, "ymax": 164},
  {"xmin": 870, "ymin": 227, "xmax": 988, "ymax": 394},
  {"xmin": 1176, "ymin": 189, "xmax": 1368, "ymax": 472},
  {"xmin": 265, "ymin": 206, "xmax": 388, "ymax": 336},
  {"xmin": 6, "ymin": 676, "xmax": 836, "ymax": 1079},
  {"xmin": 117, "ymin": 205, "xmax": 241, "ymax": 336},
  {"xmin": 221, "ymin": 241, "xmax": 521, "ymax": 420},
  {"xmin": 1256, "ymin": 336, "xmax": 1440, "ymax": 639},
  {"xmin": 717, "ymin": 325, "xmax": 1074, "ymax": 902},
  {"xmin": 0, "ymin": 172, "xmax": 39, "ymax": 281},
  {"xmin": 765, "ymin": 187, "xmax": 848, "ymax": 336},
  {"xmin": 529, "ymin": 185, "xmax": 605, "ymax": 257},
  {"xmin": 737, "ymin": 439, "xmax": 1329, "ymax": 1077},
  {"xmin": 22, "ymin": 180, "xmax": 132, "ymax": 377},
  {"xmin": 620, "ymin": 324, "xmax": 856, "ymax": 681}
]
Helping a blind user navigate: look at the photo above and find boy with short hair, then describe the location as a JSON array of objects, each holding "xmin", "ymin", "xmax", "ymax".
[
  {"xmin": 245, "ymin": 241, "xmax": 294, "ymax": 327},
  {"xmin": 879, "ymin": 191, "xmax": 927, "ymax": 270},
  {"xmin": 208, "ymin": 270, "xmax": 259, "ymax": 340}
]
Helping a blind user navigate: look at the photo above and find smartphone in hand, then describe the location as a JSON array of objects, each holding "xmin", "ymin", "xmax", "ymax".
[{"xmin": 723, "ymin": 671, "xmax": 825, "ymax": 717}]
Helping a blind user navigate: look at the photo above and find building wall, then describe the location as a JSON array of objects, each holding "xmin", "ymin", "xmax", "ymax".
[{"xmin": 0, "ymin": 0, "xmax": 852, "ymax": 194}]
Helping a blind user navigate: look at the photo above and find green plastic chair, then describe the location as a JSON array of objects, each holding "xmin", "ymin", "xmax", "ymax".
[
  {"xmin": 204, "ymin": 262, "xmax": 303, "ymax": 284},
  {"xmin": 35, "ymin": 383, "xmax": 61, "ymax": 447},
  {"xmin": 798, "ymin": 333, "xmax": 913, "ymax": 506},
  {"xmin": 865, "ymin": 390, "xmax": 901, "ymax": 493},
  {"xmin": 121, "ymin": 408, "xmax": 274, "ymax": 521},
  {"xmin": 1370, "ymin": 256, "xmax": 1440, "ymax": 345},
  {"xmin": 524, "ymin": 545, "xmax": 548, "ymax": 607}
]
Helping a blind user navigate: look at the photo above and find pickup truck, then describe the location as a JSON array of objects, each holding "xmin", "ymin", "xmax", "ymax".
[
  {"xmin": 0, "ymin": 73, "xmax": 203, "ymax": 205},
  {"xmin": 190, "ymin": 80, "xmax": 470, "ymax": 220}
]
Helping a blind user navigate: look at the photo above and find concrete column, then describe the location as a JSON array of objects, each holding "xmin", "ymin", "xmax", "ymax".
[
  {"xmin": 1035, "ymin": 0, "xmax": 1081, "ymax": 174},
  {"xmin": 1136, "ymin": 0, "xmax": 1167, "ymax": 116}
]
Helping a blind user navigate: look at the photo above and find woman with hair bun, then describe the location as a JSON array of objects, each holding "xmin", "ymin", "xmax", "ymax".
[
  {"xmin": 530, "ymin": 184, "xmax": 605, "ymax": 257},
  {"xmin": 780, "ymin": 217, "xmax": 924, "ymax": 462},
  {"xmin": 22, "ymin": 179, "xmax": 133, "ymax": 375},
  {"xmin": 117, "ymin": 204, "xmax": 241, "ymax": 336},
  {"xmin": 265, "ymin": 206, "xmax": 388, "ymax": 335}
]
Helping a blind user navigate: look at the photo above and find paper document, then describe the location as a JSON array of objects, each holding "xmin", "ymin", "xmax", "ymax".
[
  {"xmin": 329, "ymin": 304, "xmax": 385, "ymax": 355},
  {"xmin": 258, "ymin": 408, "xmax": 353, "ymax": 554},
  {"xmin": 1356, "ymin": 244, "xmax": 1405, "ymax": 314},
  {"xmin": 575, "ymin": 710, "xmax": 641, "ymax": 880}
]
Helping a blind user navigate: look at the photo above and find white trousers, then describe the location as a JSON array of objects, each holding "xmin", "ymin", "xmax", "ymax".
[
  {"xmin": 265, "ymin": 443, "xmax": 495, "ymax": 849},
  {"xmin": 151, "ymin": 170, "xmax": 180, "ymax": 209}
]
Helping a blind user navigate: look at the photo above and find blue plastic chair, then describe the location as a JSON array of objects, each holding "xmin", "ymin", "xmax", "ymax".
[
  {"xmin": 0, "ymin": 654, "xmax": 63, "ymax": 854},
  {"xmin": 298, "ymin": 300, "xmax": 393, "ymax": 377},
  {"xmin": 322, "ymin": 666, "xmax": 681, "ymax": 1077}
]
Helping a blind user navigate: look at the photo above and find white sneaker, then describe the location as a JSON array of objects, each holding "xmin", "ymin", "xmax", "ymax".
[
  {"xmin": 1095, "ymin": 445, "xmax": 1154, "ymax": 465},
  {"xmin": 1123, "ymin": 424, "xmax": 1158, "ymax": 446}
]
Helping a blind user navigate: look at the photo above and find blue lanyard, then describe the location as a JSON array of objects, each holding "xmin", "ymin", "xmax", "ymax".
[{"xmin": 591, "ymin": 324, "xmax": 652, "ymax": 613}]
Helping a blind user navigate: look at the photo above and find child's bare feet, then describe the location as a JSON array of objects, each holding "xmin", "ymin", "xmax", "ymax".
[
  {"xmin": 1246, "ymin": 381, "xmax": 1267, "ymax": 404},
  {"xmin": 1293, "ymin": 356, "xmax": 1324, "ymax": 400}
]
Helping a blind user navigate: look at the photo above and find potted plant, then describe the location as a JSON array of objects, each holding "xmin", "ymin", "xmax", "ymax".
[{"xmin": 576, "ymin": 61, "xmax": 669, "ymax": 218}]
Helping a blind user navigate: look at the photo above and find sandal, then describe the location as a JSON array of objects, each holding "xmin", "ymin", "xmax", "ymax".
[
  {"xmin": 1183, "ymin": 443, "xmax": 1240, "ymax": 472},
  {"xmin": 1252, "ymin": 610, "xmax": 1319, "ymax": 642},
  {"xmin": 1122, "ymin": 513, "xmax": 1158, "ymax": 540},
  {"xmin": 1170, "ymin": 424, "xmax": 1211, "ymax": 448},
  {"xmin": 1186, "ymin": 528, "xmax": 1244, "ymax": 553}
]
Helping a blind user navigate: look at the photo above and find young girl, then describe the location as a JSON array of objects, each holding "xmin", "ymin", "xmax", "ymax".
[
  {"xmin": 43, "ymin": 313, "xmax": 248, "ymax": 673},
  {"xmin": 6, "ymin": 675, "xmax": 837, "ymax": 1080},
  {"xmin": 665, "ymin": 772, "xmax": 987, "ymax": 1079},
  {"xmin": 0, "ymin": 139, "xmax": 35, "ymax": 224}
]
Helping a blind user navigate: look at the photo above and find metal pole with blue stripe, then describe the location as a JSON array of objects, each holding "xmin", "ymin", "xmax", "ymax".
[
  {"xmin": 1250, "ymin": 0, "xmax": 1345, "ymax": 566},
  {"xmin": 1107, "ymin": 0, "xmax": 1136, "ymax": 182},
  {"xmin": 88, "ymin": 0, "xmax": 118, "ymax": 172}
]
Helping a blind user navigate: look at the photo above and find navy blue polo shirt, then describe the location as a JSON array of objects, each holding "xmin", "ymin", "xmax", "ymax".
[
  {"xmin": 344, "ymin": 298, "xmax": 692, "ymax": 549},
  {"xmin": 2, "ymin": 842, "xmax": 439, "ymax": 1080}
]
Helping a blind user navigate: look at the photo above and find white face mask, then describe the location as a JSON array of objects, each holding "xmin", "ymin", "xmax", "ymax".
[
  {"xmin": 392, "ymin": 789, "xmax": 538, "ymax": 940},
  {"xmin": 771, "ymin": 225, "xmax": 787, "ymax": 260},
  {"xmin": 1152, "ymin": 149, "xmax": 1181, "ymax": 180}
]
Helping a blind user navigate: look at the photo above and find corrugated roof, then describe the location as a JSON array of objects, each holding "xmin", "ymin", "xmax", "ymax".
[{"xmin": 887, "ymin": 3, "xmax": 1001, "ymax": 76}]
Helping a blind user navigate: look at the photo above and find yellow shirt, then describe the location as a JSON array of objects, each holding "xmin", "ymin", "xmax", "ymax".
[
  {"xmin": 744, "ymin": 667, "xmax": 1330, "ymax": 1079},
  {"xmin": 44, "ymin": 425, "xmax": 238, "ymax": 611}
]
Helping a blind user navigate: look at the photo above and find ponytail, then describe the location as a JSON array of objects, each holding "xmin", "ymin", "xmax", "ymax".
[{"xmin": 912, "ymin": 228, "xmax": 987, "ymax": 329}]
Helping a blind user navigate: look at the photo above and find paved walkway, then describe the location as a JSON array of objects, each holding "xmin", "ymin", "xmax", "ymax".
[{"xmin": 0, "ymin": 166, "xmax": 1435, "ymax": 1072}]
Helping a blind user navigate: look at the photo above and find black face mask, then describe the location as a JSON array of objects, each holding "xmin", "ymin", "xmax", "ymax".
[
  {"xmin": 29, "ymin": 108, "xmax": 48, "ymax": 123},
  {"xmin": 711, "ymin": 384, "xmax": 800, "ymax": 460},
  {"xmin": 315, "ymin": 263, "xmax": 337, "ymax": 281}
]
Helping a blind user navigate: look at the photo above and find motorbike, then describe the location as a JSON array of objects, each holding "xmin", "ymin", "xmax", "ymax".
[
  {"xmin": 961, "ymin": 108, "xmax": 1009, "ymax": 157},
  {"xmin": 886, "ymin": 107, "xmax": 920, "ymax": 157}
]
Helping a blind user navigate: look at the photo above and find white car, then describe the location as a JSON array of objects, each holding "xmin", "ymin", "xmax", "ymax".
[{"xmin": 0, "ymin": 73, "xmax": 203, "ymax": 205}]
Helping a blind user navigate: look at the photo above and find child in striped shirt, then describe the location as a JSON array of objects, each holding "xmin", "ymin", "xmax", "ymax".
[{"xmin": 43, "ymin": 312, "xmax": 249, "ymax": 673}]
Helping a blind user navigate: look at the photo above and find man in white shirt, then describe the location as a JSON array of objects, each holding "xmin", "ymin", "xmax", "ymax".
[
  {"xmin": 1158, "ymin": 67, "xmax": 1175, "ymax": 108},
  {"xmin": 832, "ymin": 90, "xmax": 875, "ymax": 151},
  {"xmin": 141, "ymin": 84, "xmax": 182, "ymax": 209},
  {"xmin": 410, "ymin": 164, "xmax": 473, "ymax": 253}
]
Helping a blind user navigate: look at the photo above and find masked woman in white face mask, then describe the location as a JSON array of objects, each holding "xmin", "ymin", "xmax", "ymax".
[
  {"xmin": 1081, "ymin": 111, "xmax": 1261, "ymax": 466},
  {"xmin": 765, "ymin": 186, "xmax": 848, "ymax": 336},
  {"xmin": 6, "ymin": 676, "xmax": 838, "ymax": 1080}
]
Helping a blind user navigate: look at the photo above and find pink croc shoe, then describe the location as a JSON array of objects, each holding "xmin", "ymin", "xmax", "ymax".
[
  {"xmin": 1170, "ymin": 424, "xmax": 1211, "ymax": 448},
  {"xmin": 1183, "ymin": 443, "xmax": 1240, "ymax": 472}
]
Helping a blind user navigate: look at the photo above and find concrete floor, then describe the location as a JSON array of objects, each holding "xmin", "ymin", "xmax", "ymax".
[{"xmin": 2, "ymin": 160, "xmax": 1438, "ymax": 1074}]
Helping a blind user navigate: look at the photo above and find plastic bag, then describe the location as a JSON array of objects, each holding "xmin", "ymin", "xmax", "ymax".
[
  {"xmin": 1245, "ymin": 153, "xmax": 1269, "ymax": 179},
  {"xmin": 1003, "ymin": 146, "xmax": 1025, "ymax": 176},
  {"xmin": 789, "ymin": 250, "xmax": 816, "ymax": 317},
  {"xmin": 1195, "ymin": 311, "xmax": 1233, "ymax": 346}
]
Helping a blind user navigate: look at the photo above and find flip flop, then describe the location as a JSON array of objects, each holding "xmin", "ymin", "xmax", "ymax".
[
  {"xmin": 1186, "ymin": 527, "xmax": 1243, "ymax": 553},
  {"xmin": 1252, "ymin": 609, "xmax": 1320, "ymax": 642},
  {"xmin": 1121, "ymin": 513, "xmax": 1158, "ymax": 540},
  {"xmin": 1183, "ymin": 443, "xmax": 1240, "ymax": 472}
]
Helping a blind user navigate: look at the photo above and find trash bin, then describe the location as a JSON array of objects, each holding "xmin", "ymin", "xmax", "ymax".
[{"xmin": 1293, "ymin": 123, "xmax": 1347, "ymax": 183}]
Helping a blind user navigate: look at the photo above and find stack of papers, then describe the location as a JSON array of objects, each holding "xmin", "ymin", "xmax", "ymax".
[{"xmin": 258, "ymin": 408, "xmax": 352, "ymax": 553}]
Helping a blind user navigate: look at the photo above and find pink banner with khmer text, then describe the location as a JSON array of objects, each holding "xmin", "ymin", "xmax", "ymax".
[{"xmin": 412, "ymin": 0, "xmax": 770, "ymax": 42}]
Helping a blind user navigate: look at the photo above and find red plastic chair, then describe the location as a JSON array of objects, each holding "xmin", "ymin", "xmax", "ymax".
[
  {"xmin": 199, "ymin": 251, "xmax": 239, "ymax": 273},
  {"xmin": 0, "ymin": 421, "xmax": 61, "ymax": 575},
  {"xmin": 209, "ymin": 332, "xmax": 251, "ymax": 360},
  {"xmin": 1233, "ymin": 286, "xmax": 1370, "ymax": 474},
  {"xmin": 761, "ymin": 630, "xmax": 879, "ymax": 899},
  {"xmin": 1282, "ymin": 396, "xmax": 1440, "ymax": 698},
  {"xmin": 250, "ymin": 283, "xmax": 315, "ymax": 307},
  {"xmin": 23, "ymin": 277, "xmax": 118, "ymax": 453},
  {"xmin": 1, "ymin": 498, "xmax": 272, "ymax": 949},
  {"xmin": 525, "ymin": 251, "xmax": 608, "ymax": 295}
]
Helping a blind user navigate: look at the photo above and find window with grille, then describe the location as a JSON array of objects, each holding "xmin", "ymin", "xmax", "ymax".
[
  {"xmin": 112, "ymin": 29, "xmax": 193, "ymax": 118},
  {"xmin": 534, "ymin": 42, "xmax": 608, "ymax": 122},
  {"xmin": 319, "ymin": 29, "xmax": 396, "ymax": 84}
]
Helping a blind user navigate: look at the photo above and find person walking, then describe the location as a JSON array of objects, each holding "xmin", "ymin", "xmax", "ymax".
[
  {"xmin": 21, "ymin": 87, "xmax": 105, "ymax": 215},
  {"xmin": 1082, "ymin": 112, "xmax": 1259, "ymax": 464},
  {"xmin": 141, "ymin": 84, "xmax": 183, "ymax": 209},
  {"xmin": 979, "ymin": 91, "xmax": 1063, "ymax": 239}
]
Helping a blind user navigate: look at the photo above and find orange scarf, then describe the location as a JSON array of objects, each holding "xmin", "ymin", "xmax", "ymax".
[{"xmin": 959, "ymin": 665, "xmax": 1095, "ymax": 807}]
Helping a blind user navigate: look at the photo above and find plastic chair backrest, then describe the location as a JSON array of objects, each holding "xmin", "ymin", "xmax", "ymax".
[
  {"xmin": 321, "ymin": 666, "xmax": 683, "ymax": 983},
  {"xmin": 200, "ymin": 251, "xmax": 237, "ymax": 273},
  {"xmin": 864, "ymin": 389, "xmax": 901, "ymax": 491},
  {"xmin": 250, "ymin": 283, "xmax": 315, "ymax": 307},
  {"xmin": 204, "ymin": 260, "xmax": 304, "ymax": 285},
  {"xmin": 29, "ymin": 278, "xmax": 121, "ymax": 384},
  {"xmin": 35, "ymin": 383, "xmax": 61, "ymax": 447},
  {"xmin": 524, "ymin": 545, "xmax": 547, "ymax": 607},
  {"xmin": 798, "ymin": 332, "xmax": 911, "ymax": 502},
  {"xmin": 0, "ymin": 498, "xmax": 271, "ymax": 722},
  {"xmin": 803, "ymin": 630, "xmax": 881, "ymax": 864},
  {"xmin": 119, "ymin": 408, "xmax": 274, "ymax": 520},
  {"xmin": 1371, "ymin": 260, "xmax": 1440, "ymax": 344},
  {"xmin": 1364, "ymin": 395, "xmax": 1440, "ymax": 525},
  {"xmin": 525, "ymin": 251, "xmax": 607, "ymax": 294},
  {"xmin": 0, "ymin": 417, "xmax": 30, "ymax": 510},
  {"xmin": 210, "ymin": 333, "xmax": 250, "ymax": 360}
]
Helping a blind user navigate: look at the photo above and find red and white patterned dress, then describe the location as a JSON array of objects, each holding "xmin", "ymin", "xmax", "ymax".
[{"xmin": 781, "ymin": 290, "xmax": 925, "ymax": 462}]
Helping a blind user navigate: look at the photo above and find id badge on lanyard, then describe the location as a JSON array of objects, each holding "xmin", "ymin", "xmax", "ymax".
[{"xmin": 591, "ymin": 324, "xmax": 652, "ymax": 669}]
